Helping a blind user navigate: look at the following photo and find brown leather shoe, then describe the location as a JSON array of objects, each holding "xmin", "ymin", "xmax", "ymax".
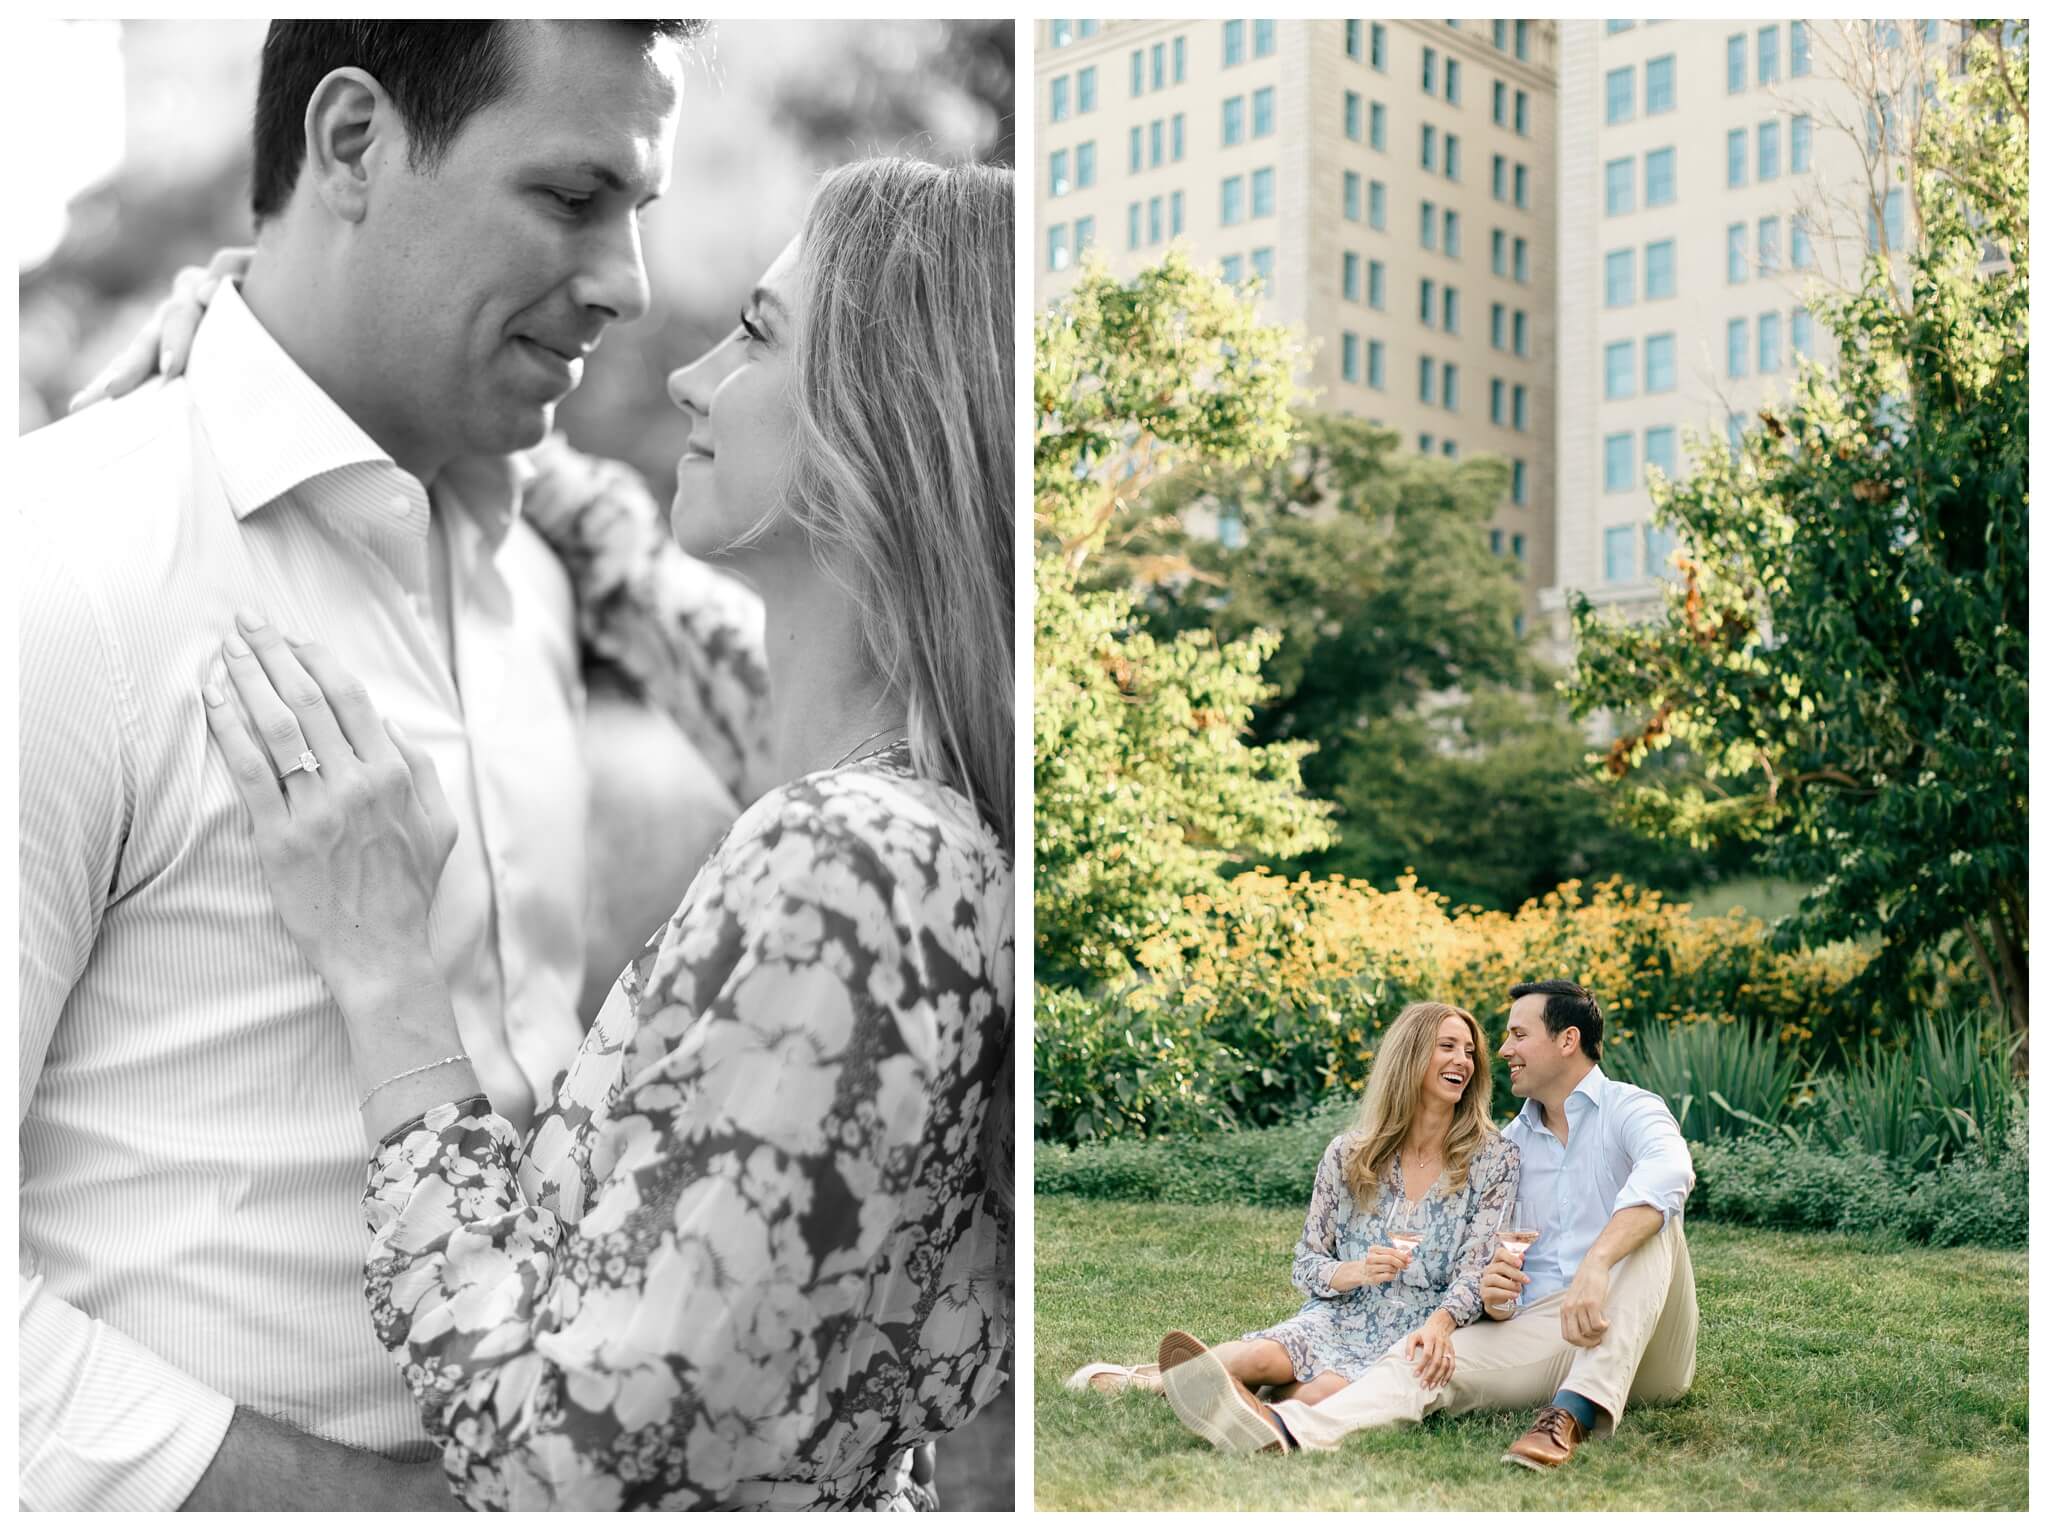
[
  {"xmin": 1157, "ymin": 1331, "xmax": 1291, "ymax": 1454},
  {"xmin": 1501, "ymin": 1405, "xmax": 1585, "ymax": 1470}
]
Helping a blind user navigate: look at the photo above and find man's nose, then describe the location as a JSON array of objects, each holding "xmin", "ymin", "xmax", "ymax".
[{"xmin": 572, "ymin": 217, "xmax": 653, "ymax": 328}]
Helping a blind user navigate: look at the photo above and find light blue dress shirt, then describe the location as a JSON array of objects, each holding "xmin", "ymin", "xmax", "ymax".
[{"xmin": 1500, "ymin": 1066, "xmax": 1695, "ymax": 1306}]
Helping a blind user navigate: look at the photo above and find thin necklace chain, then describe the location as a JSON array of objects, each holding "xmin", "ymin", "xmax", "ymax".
[{"xmin": 830, "ymin": 723, "xmax": 910, "ymax": 771}]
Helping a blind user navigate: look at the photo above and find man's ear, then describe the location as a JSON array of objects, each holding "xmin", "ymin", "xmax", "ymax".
[
  {"xmin": 1558, "ymin": 1026, "xmax": 1579, "ymax": 1056},
  {"xmin": 302, "ymin": 67, "xmax": 392, "ymax": 224}
]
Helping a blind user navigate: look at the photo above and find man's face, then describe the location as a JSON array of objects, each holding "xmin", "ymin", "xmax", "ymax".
[
  {"xmin": 1498, "ymin": 992, "xmax": 1573, "ymax": 1100},
  {"xmin": 353, "ymin": 22, "xmax": 681, "ymax": 470}
]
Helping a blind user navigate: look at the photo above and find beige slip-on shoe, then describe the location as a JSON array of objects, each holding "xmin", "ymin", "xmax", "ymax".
[{"xmin": 1157, "ymin": 1330, "xmax": 1291, "ymax": 1455}]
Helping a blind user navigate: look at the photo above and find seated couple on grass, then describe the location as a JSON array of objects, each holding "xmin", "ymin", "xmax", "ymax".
[{"xmin": 1068, "ymin": 981, "xmax": 1699, "ymax": 1470}]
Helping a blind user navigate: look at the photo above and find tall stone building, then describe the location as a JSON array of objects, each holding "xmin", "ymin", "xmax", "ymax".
[{"xmin": 1035, "ymin": 18, "xmax": 1560, "ymax": 627}]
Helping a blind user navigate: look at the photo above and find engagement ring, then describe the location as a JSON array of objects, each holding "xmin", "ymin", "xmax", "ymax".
[{"xmin": 278, "ymin": 750, "xmax": 320, "ymax": 781}]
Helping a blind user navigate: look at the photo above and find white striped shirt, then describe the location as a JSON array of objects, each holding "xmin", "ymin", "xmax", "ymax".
[{"xmin": 18, "ymin": 281, "xmax": 591, "ymax": 1509}]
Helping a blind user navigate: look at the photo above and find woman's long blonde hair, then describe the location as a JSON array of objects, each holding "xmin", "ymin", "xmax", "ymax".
[
  {"xmin": 1342, "ymin": 1001, "xmax": 1496, "ymax": 1208},
  {"xmin": 783, "ymin": 156, "xmax": 1015, "ymax": 847}
]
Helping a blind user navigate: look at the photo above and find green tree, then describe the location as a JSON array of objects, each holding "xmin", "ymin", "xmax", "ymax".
[
  {"xmin": 1567, "ymin": 24, "xmax": 2028, "ymax": 1058},
  {"xmin": 1105, "ymin": 413, "xmax": 1729, "ymax": 910},
  {"xmin": 1034, "ymin": 254, "xmax": 1331, "ymax": 988}
]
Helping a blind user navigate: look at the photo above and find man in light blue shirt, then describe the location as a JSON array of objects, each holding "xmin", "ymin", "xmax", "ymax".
[{"xmin": 1162, "ymin": 979, "xmax": 1698, "ymax": 1468}]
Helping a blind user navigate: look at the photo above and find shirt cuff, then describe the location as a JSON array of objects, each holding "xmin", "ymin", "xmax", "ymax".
[{"xmin": 19, "ymin": 1322, "xmax": 236, "ymax": 1511}]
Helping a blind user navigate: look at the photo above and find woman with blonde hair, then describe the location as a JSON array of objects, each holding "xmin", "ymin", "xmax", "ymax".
[
  {"xmin": 112, "ymin": 157, "xmax": 1012, "ymax": 1509},
  {"xmin": 1069, "ymin": 1003, "xmax": 1518, "ymax": 1451}
]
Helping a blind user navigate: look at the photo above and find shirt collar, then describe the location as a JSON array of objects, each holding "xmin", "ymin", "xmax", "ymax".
[
  {"xmin": 185, "ymin": 280, "xmax": 530, "ymax": 547},
  {"xmin": 1513, "ymin": 1064, "xmax": 1609, "ymax": 1133}
]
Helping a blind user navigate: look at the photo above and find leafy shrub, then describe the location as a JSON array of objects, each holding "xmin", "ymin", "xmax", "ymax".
[
  {"xmin": 1604, "ymin": 1018, "xmax": 1806, "ymax": 1142},
  {"xmin": 1038, "ymin": 1096, "xmax": 2028, "ymax": 1248},
  {"xmin": 1040, "ymin": 871, "xmax": 1887, "ymax": 1144},
  {"xmin": 1811, "ymin": 1008, "xmax": 2019, "ymax": 1172}
]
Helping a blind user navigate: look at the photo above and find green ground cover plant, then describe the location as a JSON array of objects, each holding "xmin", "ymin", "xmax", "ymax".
[{"xmin": 1035, "ymin": 1198, "xmax": 2027, "ymax": 1511}]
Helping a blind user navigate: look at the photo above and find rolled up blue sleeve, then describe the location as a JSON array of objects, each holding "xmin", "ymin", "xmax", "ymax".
[{"xmin": 1610, "ymin": 1093, "xmax": 1694, "ymax": 1226}]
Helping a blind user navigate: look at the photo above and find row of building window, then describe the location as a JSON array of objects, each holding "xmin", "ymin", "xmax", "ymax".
[
  {"xmin": 1493, "ymin": 20, "xmax": 1533, "ymax": 61},
  {"xmin": 1046, "ymin": 20, "xmax": 1100, "ymax": 48},
  {"xmin": 1343, "ymin": 20, "xmax": 1388, "ymax": 70},
  {"xmin": 1604, "ymin": 333, "xmax": 1679, "ymax": 398},
  {"xmin": 1604, "ymin": 147, "xmax": 1677, "ymax": 214},
  {"xmin": 1726, "ymin": 215, "xmax": 1821, "ymax": 283},
  {"xmin": 1342, "ymin": 91, "xmax": 1387, "ymax": 150},
  {"xmin": 1727, "ymin": 115, "xmax": 1814, "ymax": 187},
  {"xmin": 1129, "ymin": 116, "xmax": 1186, "ymax": 172},
  {"xmin": 1727, "ymin": 23, "xmax": 1812, "ymax": 93},
  {"xmin": 1605, "ymin": 55, "xmax": 1678, "ymax": 123},
  {"xmin": 1602, "ymin": 426, "xmax": 1682, "ymax": 494},
  {"xmin": 1491, "ymin": 153, "xmax": 1531, "ymax": 208},
  {"xmin": 1222, "ymin": 19, "xmax": 1279, "ymax": 67},
  {"xmin": 1420, "ymin": 45, "xmax": 1462, "ymax": 103},
  {"xmin": 1222, "ymin": 89, "xmax": 1276, "ymax": 145},
  {"xmin": 1603, "ymin": 521, "xmax": 1681, "ymax": 584},
  {"xmin": 1419, "ymin": 200, "xmax": 1462, "ymax": 256},
  {"xmin": 1127, "ymin": 193, "xmax": 1186, "ymax": 249},
  {"xmin": 1219, "ymin": 248, "xmax": 1276, "ymax": 289},
  {"xmin": 1489, "ymin": 528, "xmax": 1529, "ymax": 560},
  {"xmin": 1604, "ymin": 240, "xmax": 1677, "ymax": 305},
  {"xmin": 1724, "ymin": 308, "xmax": 1819, "ymax": 377},
  {"xmin": 1493, "ymin": 80, "xmax": 1532, "ymax": 135},
  {"xmin": 1418, "ymin": 278, "xmax": 1460, "ymax": 334},
  {"xmin": 1221, "ymin": 167, "xmax": 1277, "ymax": 224}
]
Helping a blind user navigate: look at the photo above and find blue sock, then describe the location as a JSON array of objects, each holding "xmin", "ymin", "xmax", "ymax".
[{"xmin": 1552, "ymin": 1389, "xmax": 1601, "ymax": 1436}]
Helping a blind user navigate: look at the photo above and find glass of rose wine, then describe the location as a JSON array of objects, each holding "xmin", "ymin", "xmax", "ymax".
[
  {"xmin": 1496, "ymin": 1202, "xmax": 1539, "ymax": 1303},
  {"xmin": 1389, "ymin": 1228, "xmax": 1424, "ymax": 1260}
]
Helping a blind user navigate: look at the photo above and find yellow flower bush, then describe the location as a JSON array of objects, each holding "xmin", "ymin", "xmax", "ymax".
[{"xmin": 1040, "ymin": 870, "xmax": 1905, "ymax": 1143}]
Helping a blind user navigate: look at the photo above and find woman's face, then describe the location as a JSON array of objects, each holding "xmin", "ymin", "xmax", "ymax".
[
  {"xmin": 1421, "ymin": 1015, "xmax": 1478, "ymax": 1109},
  {"xmin": 666, "ymin": 234, "xmax": 808, "ymax": 558}
]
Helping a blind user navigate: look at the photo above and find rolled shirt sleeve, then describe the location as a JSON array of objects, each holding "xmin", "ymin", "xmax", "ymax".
[
  {"xmin": 19, "ymin": 1265, "xmax": 235, "ymax": 1511},
  {"xmin": 1609, "ymin": 1090, "xmax": 1695, "ymax": 1227}
]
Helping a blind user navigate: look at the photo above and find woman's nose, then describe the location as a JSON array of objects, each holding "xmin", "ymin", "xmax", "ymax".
[{"xmin": 668, "ymin": 331, "xmax": 745, "ymax": 414}]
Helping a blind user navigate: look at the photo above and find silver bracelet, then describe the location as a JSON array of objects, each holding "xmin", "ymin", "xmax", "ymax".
[{"xmin": 358, "ymin": 1053, "xmax": 471, "ymax": 1111}]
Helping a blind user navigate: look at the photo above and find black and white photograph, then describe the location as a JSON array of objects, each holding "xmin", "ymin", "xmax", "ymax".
[{"xmin": 19, "ymin": 17, "xmax": 1015, "ymax": 1512}]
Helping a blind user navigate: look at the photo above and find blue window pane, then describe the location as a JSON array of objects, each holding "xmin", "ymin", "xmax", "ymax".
[
  {"xmin": 1643, "ymin": 426, "xmax": 1678, "ymax": 480},
  {"xmin": 1645, "ymin": 146, "xmax": 1676, "ymax": 207},
  {"xmin": 1343, "ymin": 251, "xmax": 1360, "ymax": 302},
  {"xmin": 1345, "ymin": 90, "xmax": 1362, "ymax": 140},
  {"xmin": 1606, "ymin": 341, "xmax": 1637, "ymax": 399},
  {"xmin": 1791, "ymin": 21, "xmax": 1811, "ymax": 76},
  {"xmin": 1727, "ymin": 128, "xmax": 1749, "ymax": 186},
  {"xmin": 1605, "ymin": 248, "xmax": 1635, "ymax": 307},
  {"xmin": 1606, "ymin": 66, "xmax": 1635, "ymax": 124},
  {"xmin": 1371, "ymin": 100, "xmax": 1387, "ymax": 150},
  {"xmin": 1079, "ymin": 66, "xmax": 1097, "ymax": 113},
  {"xmin": 1791, "ymin": 114, "xmax": 1813, "ymax": 172},
  {"xmin": 1604, "ymin": 524, "xmax": 1638, "ymax": 582},
  {"xmin": 1223, "ymin": 19, "xmax": 1244, "ymax": 66},
  {"xmin": 1368, "ymin": 339, "xmax": 1385, "ymax": 388},
  {"xmin": 1077, "ymin": 141, "xmax": 1095, "ymax": 189},
  {"xmin": 1758, "ymin": 311, "xmax": 1783, "ymax": 372},
  {"xmin": 1645, "ymin": 239, "xmax": 1676, "ymax": 299},
  {"xmin": 1512, "ymin": 459, "xmax": 1528, "ymax": 504},
  {"xmin": 1222, "ymin": 176, "xmax": 1244, "ymax": 225},
  {"xmin": 1606, "ymin": 157, "xmax": 1636, "ymax": 215},
  {"xmin": 1645, "ymin": 524, "xmax": 1678, "ymax": 574},
  {"xmin": 1253, "ymin": 86, "xmax": 1275, "ymax": 137},
  {"xmin": 1726, "ymin": 32, "xmax": 1746, "ymax": 92},
  {"xmin": 1645, "ymin": 55, "xmax": 1675, "ymax": 114},
  {"xmin": 1645, "ymin": 332, "xmax": 1676, "ymax": 393},
  {"xmin": 1223, "ymin": 96, "xmax": 1245, "ymax": 147},
  {"xmin": 1342, "ymin": 331, "xmax": 1360, "ymax": 382},
  {"xmin": 1343, "ymin": 171, "xmax": 1361, "ymax": 221},
  {"xmin": 1370, "ymin": 180, "xmax": 1387, "ymax": 230},
  {"xmin": 1727, "ymin": 316, "xmax": 1749, "ymax": 378},
  {"xmin": 1758, "ymin": 119, "xmax": 1781, "ymax": 180},
  {"xmin": 1727, "ymin": 223, "xmax": 1748, "ymax": 283},
  {"xmin": 1051, "ymin": 76, "xmax": 1071, "ymax": 122},
  {"xmin": 1758, "ymin": 215, "xmax": 1780, "ymax": 272},
  {"xmin": 1251, "ymin": 167, "xmax": 1275, "ymax": 218},
  {"xmin": 1369, "ymin": 259, "xmax": 1385, "ymax": 308},
  {"xmin": 1792, "ymin": 307, "xmax": 1815, "ymax": 356},
  {"xmin": 1604, "ymin": 432, "xmax": 1635, "ymax": 492},
  {"xmin": 1047, "ymin": 223, "xmax": 1068, "ymax": 271}
]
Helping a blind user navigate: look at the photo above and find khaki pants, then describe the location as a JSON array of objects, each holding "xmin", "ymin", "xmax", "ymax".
[{"xmin": 1271, "ymin": 1216, "xmax": 1698, "ymax": 1452}]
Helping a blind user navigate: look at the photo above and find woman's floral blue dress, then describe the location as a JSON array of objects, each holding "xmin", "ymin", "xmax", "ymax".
[
  {"xmin": 357, "ymin": 446, "xmax": 1013, "ymax": 1510},
  {"xmin": 1245, "ymin": 1132, "xmax": 1519, "ymax": 1381}
]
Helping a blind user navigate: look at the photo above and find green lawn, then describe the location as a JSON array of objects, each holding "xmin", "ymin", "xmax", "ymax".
[{"xmin": 1036, "ymin": 1197, "xmax": 2027, "ymax": 1511}]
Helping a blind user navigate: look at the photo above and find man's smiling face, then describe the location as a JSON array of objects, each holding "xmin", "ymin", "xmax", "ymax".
[
  {"xmin": 1497, "ymin": 991, "xmax": 1572, "ymax": 1100},
  {"xmin": 354, "ymin": 21, "xmax": 682, "ymax": 467}
]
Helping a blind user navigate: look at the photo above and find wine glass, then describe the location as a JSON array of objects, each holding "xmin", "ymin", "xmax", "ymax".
[{"xmin": 1496, "ymin": 1200, "xmax": 1540, "ymax": 1299}]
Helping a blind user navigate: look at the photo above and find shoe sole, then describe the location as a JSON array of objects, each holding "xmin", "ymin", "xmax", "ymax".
[
  {"xmin": 1500, "ymin": 1449, "xmax": 1558, "ymax": 1471},
  {"xmin": 1158, "ymin": 1333, "xmax": 1287, "ymax": 1455}
]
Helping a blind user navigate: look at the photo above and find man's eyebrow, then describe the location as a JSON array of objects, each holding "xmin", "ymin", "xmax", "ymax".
[{"xmin": 551, "ymin": 160, "xmax": 663, "ymax": 201}]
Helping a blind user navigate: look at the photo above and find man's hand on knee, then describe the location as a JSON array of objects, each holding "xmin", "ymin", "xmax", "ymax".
[{"xmin": 1560, "ymin": 1263, "xmax": 1613, "ymax": 1348}]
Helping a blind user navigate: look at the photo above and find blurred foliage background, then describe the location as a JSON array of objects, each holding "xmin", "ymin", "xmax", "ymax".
[
  {"xmin": 19, "ymin": 18, "xmax": 1015, "ymax": 517},
  {"xmin": 15, "ymin": 17, "xmax": 1016, "ymax": 1512}
]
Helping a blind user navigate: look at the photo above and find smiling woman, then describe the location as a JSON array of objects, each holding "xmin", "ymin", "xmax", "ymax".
[{"xmin": 1067, "ymin": 1002, "xmax": 1518, "ymax": 1439}]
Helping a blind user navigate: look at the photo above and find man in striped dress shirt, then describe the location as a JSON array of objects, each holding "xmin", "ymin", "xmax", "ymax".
[{"xmin": 18, "ymin": 22, "xmax": 727, "ymax": 1510}]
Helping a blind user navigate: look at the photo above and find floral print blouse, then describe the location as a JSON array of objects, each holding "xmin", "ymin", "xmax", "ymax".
[
  {"xmin": 359, "ymin": 446, "xmax": 1014, "ymax": 1509},
  {"xmin": 1246, "ymin": 1131, "xmax": 1519, "ymax": 1382}
]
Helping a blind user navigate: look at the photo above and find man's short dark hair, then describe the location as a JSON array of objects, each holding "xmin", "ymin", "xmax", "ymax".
[
  {"xmin": 1509, "ymin": 979, "xmax": 1604, "ymax": 1062},
  {"xmin": 250, "ymin": 21, "xmax": 706, "ymax": 222}
]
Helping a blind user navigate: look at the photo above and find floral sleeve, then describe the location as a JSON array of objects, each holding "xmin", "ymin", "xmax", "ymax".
[
  {"xmin": 1436, "ymin": 1138, "xmax": 1520, "ymax": 1326},
  {"xmin": 361, "ymin": 830, "xmax": 933, "ymax": 1511},
  {"xmin": 518, "ymin": 434, "xmax": 773, "ymax": 804},
  {"xmin": 1289, "ymin": 1136, "xmax": 1352, "ymax": 1300}
]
